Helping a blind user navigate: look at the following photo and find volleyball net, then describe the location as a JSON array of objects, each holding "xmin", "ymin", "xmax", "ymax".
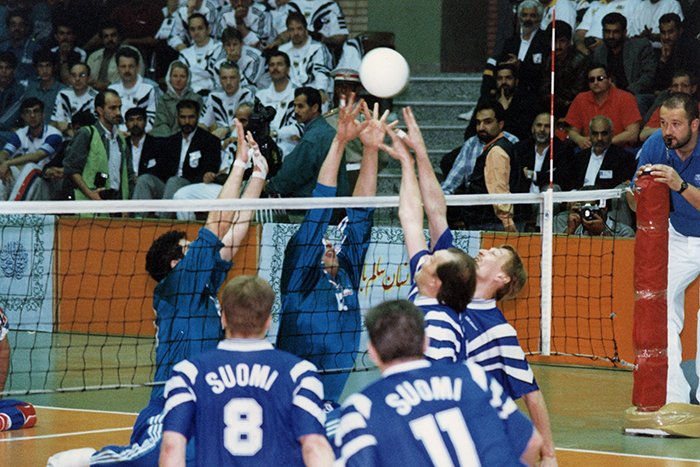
[{"xmin": 0, "ymin": 188, "xmax": 634, "ymax": 397}]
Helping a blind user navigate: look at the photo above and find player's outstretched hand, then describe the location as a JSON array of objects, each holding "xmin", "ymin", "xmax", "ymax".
[
  {"xmin": 360, "ymin": 101, "xmax": 397, "ymax": 150},
  {"xmin": 336, "ymin": 92, "xmax": 367, "ymax": 145},
  {"xmin": 401, "ymin": 106, "xmax": 427, "ymax": 155},
  {"xmin": 233, "ymin": 118, "xmax": 250, "ymax": 165},
  {"xmin": 246, "ymin": 131, "xmax": 268, "ymax": 179},
  {"xmin": 380, "ymin": 125, "xmax": 413, "ymax": 166}
]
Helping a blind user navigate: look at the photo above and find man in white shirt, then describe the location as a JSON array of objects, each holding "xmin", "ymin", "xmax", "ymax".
[
  {"xmin": 109, "ymin": 47, "xmax": 157, "ymax": 132},
  {"xmin": 289, "ymin": 0, "xmax": 349, "ymax": 51},
  {"xmin": 216, "ymin": 0, "xmax": 273, "ymax": 48},
  {"xmin": 200, "ymin": 61, "xmax": 256, "ymax": 138},
  {"xmin": 216, "ymin": 26, "xmax": 267, "ymax": 88},
  {"xmin": 159, "ymin": 0, "xmax": 216, "ymax": 52},
  {"xmin": 51, "ymin": 62, "xmax": 98, "ymax": 138},
  {"xmin": 179, "ymin": 13, "xmax": 223, "ymax": 94},
  {"xmin": 575, "ymin": 0, "xmax": 639, "ymax": 54},
  {"xmin": 87, "ymin": 22, "xmax": 145, "ymax": 92}
]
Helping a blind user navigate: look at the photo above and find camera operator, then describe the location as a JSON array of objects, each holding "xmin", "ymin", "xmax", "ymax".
[{"xmin": 556, "ymin": 189, "xmax": 635, "ymax": 237}]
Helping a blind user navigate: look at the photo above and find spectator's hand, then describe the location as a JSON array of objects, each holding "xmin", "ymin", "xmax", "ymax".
[
  {"xmin": 501, "ymin": 53, "xmax": 519, "ymax": 66},
  {"xmin": 587, "ymin": 38, "xmax": 603, "ymax": 54},
  {"xmin": 336, "ymin": 93, "xmax": 367, "ymax": 145},
  {"xmin": 567, "ymin": 207, "xmax": 582, "ymax": 234},
  {"xmin": 0, "ymin": 162, "xmax": 10, "ymax": 182},
  {"xmin": 203, "ymin": 172, "xmax": 216, "ymax": 183},
  {"xmin": 400, "ymin": 106, "xmax": 427, "ymax": 155},
  {"xmin": 523, "ymin": 167, "xmax": 534, "ymax": 180},
  {"xmin": 359, "ymin": 101, "xmax": 395, "ymax": 149},
  {"xmin": 581, "ymin": 211, "xmax": 606, "ymax": 236},
  {"xmin": 44, "ymin": 167, "xmax": 63, "ymax": 180},
  {"xmin": 88, "ymin": 188, "xmax": 104, "ymax": 201}
]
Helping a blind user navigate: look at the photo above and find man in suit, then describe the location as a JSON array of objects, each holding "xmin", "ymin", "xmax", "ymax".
[
  {"xmin": 132, "ymin": 99, "xmax": 221, "ymax": 218},
  {"xmin": 561, "ymin": 115, "xmax": 636, "ymax": 191}
]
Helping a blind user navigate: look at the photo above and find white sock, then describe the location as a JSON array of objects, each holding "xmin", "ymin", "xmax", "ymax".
[{"xmin": 46, "ymin": 448, "xmax": 97, "ymax": 467}]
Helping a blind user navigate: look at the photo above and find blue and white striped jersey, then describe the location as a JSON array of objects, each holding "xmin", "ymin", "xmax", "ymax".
[
  {"xmin": 3, "ymin": 124, "xmax": 63, "ymax": 168},
  {"xmin": 163, "ymin": 339, "xmax": 326, "ymax": 467}
]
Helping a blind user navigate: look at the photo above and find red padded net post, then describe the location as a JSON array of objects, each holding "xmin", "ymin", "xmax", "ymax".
[{"xmin": 633, "ymin": 174, "xmax": 670, "ymax": 411}]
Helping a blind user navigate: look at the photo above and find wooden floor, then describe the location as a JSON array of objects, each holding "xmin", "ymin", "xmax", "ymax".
[{"xmin": 4, "ymin": 364, "xmax": 700, "ymax": 467}]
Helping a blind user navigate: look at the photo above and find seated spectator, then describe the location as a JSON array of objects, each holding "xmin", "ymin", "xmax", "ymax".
[
  {"xmin": 215, "ymin": 0, "xmax": 273, "ymax": 49},
  {"xmin": 158, "ymin": 0, "xmax": 216, "ymax": 53},
  {"xmin": 178, "ymin": 13, "xmax": 223, "ymax": 95},
  {"xmin": 467, "ymin": 63, "xmax": 539, "ymax": 141},
  {"xmin": 288, "ymin": 0, "xmax": 349, "ymax": 58},
  {"xmin": 561, "ymin": 116, "xmax": 636, "ymax": 191},
  {"xmin": 0, "ymin": 51, "xmax": 26, "ymax": 146},
  {"xmin": 255, "ymin": 50, "xmax": 302, "ymax": 158},
  {"xmin": 132, "ymin": 99, "xmax": 221, "ymax": 219},
  {"xmin": 564, "ymin": 64, "xmax": 642, "ymax": 149},
  {"xmin": 0, "ymin": 11, "xmax": 41, "ymax": 86},
  {"xmin": 215, "ymin": 27, "xmax": 267, "ymax": 88},
  {"xmin": 592, "ymin": 13, "xmax": 656, "ymax": 113},
  {"xmin": 555, "ymin": 192, "xmax": 635, "ymax": 236},
  {"xmin": 87, "ymin": 21, "xmax": 145, "ymax": 92},
  {"xmin": 124, "ymin": 106, "xmax": 157, "ymax": 179},
  {"xmin": 540, "ymin": 21, "xmax": 590, "ymax": 121},
  {"xmin": 108, "ymin": 47, "xmax": 157, "ymax": 132},
  {"xmin": 575, "ymin": 0, "xmax": 639, "ymax": 55},
  {"xmin": 269, "ymin": 0, "xmax": 294, "ymax": 41},
  {"xmin": 51, "ymin": 62, "xmax": 98, "ymax": 138},
  {"xmin": 630, "ymin": 0, "xmax": 683, "ymax": 44},
  {"xmin": 0, "ymin": 97, "xmax": 62, "ymax": 200},
  {"xmin": 200, "ymin": 61, "xmax": 256, "ymax": 139},
  {"xmin": 651, "ymin": 13, "xmax": 700, "ymax": 94},
  {"xmin": 51, "ymin": 19, "xmax": 86, "ymax": 86},
  {"xmin": 151, "ymin": 60, "xmax": 204, "ymax": 137},
  {"xmin": 640, "ymin": 70, "xmax": 700, "ymax": 143},
  {"xmin": 539, "ymin": 0, "xmax": 577, "ymax": 30},
  {"xmin": 24, "ymin": 50, "xmax": 65, "ymax": 124}
]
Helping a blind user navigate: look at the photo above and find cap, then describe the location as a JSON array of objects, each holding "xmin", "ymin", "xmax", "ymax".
[{"xmin": 333, "ymin": 68, "xmax": 360, "ymax": 83}]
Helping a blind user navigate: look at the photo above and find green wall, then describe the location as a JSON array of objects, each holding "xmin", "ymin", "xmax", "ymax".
[{"xmin": 368, "ymin": 0, "xmax": 442, "ymax": 72}]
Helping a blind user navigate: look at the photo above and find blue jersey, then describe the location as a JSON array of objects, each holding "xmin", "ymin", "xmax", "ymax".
[
  {"xmin": 276, "ymin": 183, "xmax": 373, "ymax": 401},
  {"xmin": 152, "ymin": 227, "xmax": 233, "ymax": 400},
  {"xmin": 408, "ymin": 229, "xmax": 465, "ymax": 362},
  {"xmin": 637, "ymin": 130, "xmax": 700, "ymax": 237},
  {"xmin": 334, "ymin": 360, "xmax": 533, "ymax": 467},
  {"xmin": 162, "ymin": 339, "xmax": 326, "ymax": 467},
  {"xmin": 462, "ymin": 299, "xmax": 538, "ymax": 400}
]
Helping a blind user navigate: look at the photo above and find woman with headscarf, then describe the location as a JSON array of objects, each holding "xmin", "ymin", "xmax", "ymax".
[{"xmin": 151, "ymin": 60, "xmax": 204, "ymax": 136}]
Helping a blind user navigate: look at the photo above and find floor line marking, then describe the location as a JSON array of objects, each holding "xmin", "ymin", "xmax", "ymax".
[
  {"xmin": 557, "ymin": 447, "xmax": 700, "ymax": 462},
  {"xmin": 34, "ymin": 405, "xmax": 140, "ymax": 416},
  {"xmin": 0, "ymin": 427, "xmax": 133, "ymax": 442}
]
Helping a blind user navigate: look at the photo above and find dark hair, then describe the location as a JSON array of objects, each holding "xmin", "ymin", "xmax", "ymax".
[
  {"xmin": 474, "ymin": 99, "xmax": 505, "ymax": 123},
  {"xmin": 662, "ymin": 92, "xmax": 700, "ymax": 123},
  {"xmin": 672, "ymin": 69, "xmax": 696, "ymax": 86},
  {"xmin": 100, "ymin": 20, "xmax": 121, "ymax": 35},
  {"xmin": 587, "ymin": 62, "xmax": 609, "ymax": 78},
  {"xmin": 659, "ymin": 13, "xmax": 681, "ymax": 29},
  {"xmin": 295, "ymin": 86, "xmax": 322, "ymax": 111},
  {"xmin": 365, "ymin": 300, "xmax": 425, "ymax": 364},
  {"xmin": 221, "ymin": 26, "xmax": 244, "ymax": 44},
  {"xmin": 221, "ymin": 276, "xmax": 275, "ymax": 336},
  {"xmin": 494, "ymin": 245, "xmax": 528, "ymax": 301},
  {"xmin": 436, "ymin": 248, "xmax": 477, "ymax": 313},
  {"xmin": 125, "ymin": 106, "xmax": 147, "ymax": 120},
  {"xmin": 177, "ymin": 98, "xmax": 201, "ymax": 115},
  {"xmin": 546, "ymin": 20, "xmax": 572, "ymax": 41},
  {"xmin": 70, "ymin": 61, "xmax": 91, "ymax": 76},
  {"xmin": 602, "ymin": 12, "xmax": 626, "ymax": 30},
  {"xmin": 145, "ymin": 230, "xmax": 187, "ymax": 282},
  {"xmin": 95, "ymin": 89, "xmax": 120, "ymax": 110},
  {"xmin": 188, "ymin": 12, "xmax": 209, "ymax": 29},
  {"xmin": 32, "ymin": 49, "xmax": 56, "ymax": 68},
  {"xmin": 219, "ymin": 60, "xmax": 240, "ymax": 74},
  {"xmin": 21, "ymin": 97, "xmax": 44, "ymax": 113},
  {"xmin": 267, "ymin": 50, "xmax": 291, "ymax": 68},
  {"xmin": 71, "ymin": 109, "xmax": 97, "ymax": 128},
  {"xmin": 115, "ymin": 47, "xmax": 139, "ymax": 67},
  {"xmin": 0, "ymin": 51, "xmax": 18, "ymax": 69},
  {"xmin": 286, "ymin": 11, "xmax": 307, "ymax": 29}
]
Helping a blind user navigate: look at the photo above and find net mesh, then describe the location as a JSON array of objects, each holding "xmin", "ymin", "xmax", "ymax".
[{"xmin": 0, "ymin": 189, "xmax": 632, "ymax": 397}]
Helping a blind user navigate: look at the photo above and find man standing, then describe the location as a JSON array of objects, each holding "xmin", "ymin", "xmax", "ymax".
[
  {"xmin": 0, "ymin": 97, "xmax": 63, "ymax": 201},
  {"xmin": 565, "ymin": 64, "xmax": 642, "ymax": 149},
  {"xmin": 265, "ymin": 86, "xmax": 346, "ymax": 198},
  {"xmin": 51, "ymin": 62, "xmax": 98, "ymax": 138},
  {"xmin": 279, "ymin": 13, "xmax": 333, "ymax": 100},
  {"xmin": 160, "ymin": 275, "xmax": 334, "ymax": 467},
  {"xmin": 109, "ymin": 47, "xmax": 157, "ymax": 132},
  {"xmin": 63, "ymin": 89, "xmax": 133, "ymax": 201},
  {"xmin": 633, "ymin": 92, "xmax": 700, "ymax": 404},
  {"xmin": 87, "ymin": 22, "xmax": 144, "ymax": 92},
  {"xmin": 47, "ymin": 121, "xmax": 266, "ymax": 467},
  {"xmin": 333, "ymin": 299, "xmax": 542, "ymax": 467},
  {"xmin": 132, "ymin": 99, "xmax": 221, "ymax": 217},
  {"xmin": 179, "ymin": 13, "xmax": 223, "ymax": 95}
]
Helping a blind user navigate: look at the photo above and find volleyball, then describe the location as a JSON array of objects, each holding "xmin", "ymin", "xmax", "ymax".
[{"xmin": 359, "ymin": 47, "xmax": 410, "ymax": 98}]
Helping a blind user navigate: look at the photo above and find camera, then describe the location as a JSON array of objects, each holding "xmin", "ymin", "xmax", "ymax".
[
  {"xmin": 581, "ymin": 203, "xmax": 600, "ymax": 222},
  {"xmin": 247, "ymin": 99, "xmax": 276, "ymax": 140},
  {"xmin": 94, "ymin": 172, "xmax": 108, "ymax": 189}
]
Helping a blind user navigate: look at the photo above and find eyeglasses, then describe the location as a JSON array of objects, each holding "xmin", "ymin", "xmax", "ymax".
[{"xmin": 588, "ymin": 75, "xmax": 607, "ymax": 83}]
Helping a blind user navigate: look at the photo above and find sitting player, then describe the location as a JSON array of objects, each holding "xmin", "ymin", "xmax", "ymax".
[
  {"xmin": 275, "ymin": 94, "xmax": 387, "ymax": 404},
  {"xmin": 46, "ymin": 119, "xmax": 267, "ymax": 467},
  {"xmin": 333, "ymin": 299, "xmax": 543, "ymax": 467},
  {"xmin": 381, "ymin": 106, "xmax": 477, "ymax": 362},
  {"xmin": 159, "ymin": 276, "xmax": 334, "ymax": 467}
]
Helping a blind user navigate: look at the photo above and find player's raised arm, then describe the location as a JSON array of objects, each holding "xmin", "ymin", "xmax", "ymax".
[
  {"xmin": 355, "ymin": 102, "xmax": 396, "ymax": 198},
  {"xmin": 380, "ymin": 126, "xmax": 428, "ymax": 259},
  {"xmin": 300, "ymin": 434, "xmax": 334, "ymax": 467},
  {"xmin": 400, "ymin": 106, "xmax": 448, "ymax": 246},
  {"xmin": 159, "ymin": 430, "xmax": 186, "ymax": 467}
]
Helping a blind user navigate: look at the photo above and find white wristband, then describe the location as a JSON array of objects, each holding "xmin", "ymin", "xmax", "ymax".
[
  {"xmin": 252, "ymin": 171, "xmax": 266, "ymax": 180},
  {"xmin": 233, "ymin": 159, "xmax": 247, "ymax": 169}
]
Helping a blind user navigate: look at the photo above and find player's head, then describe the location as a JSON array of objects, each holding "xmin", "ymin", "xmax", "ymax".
[
  {"xmin": 145, "ymin": 230, "xmax": 189, "ymax": 282},
  {"xmin": 320, "ymin": 237, "xmax": 340, "ymax": 277},
  {"xmin": 476, "ymin": 245, "xmax": 527, "ymax": 301},
  {"xmin": 365, "ymin": 299, "xmax": 425, "ymax": 368},
  {"xmin": 221, "ymin": 275, "xmax": 275, "ymax": 338},
  {"xmin": 414, "ymin": 248, "xmax": 476, "ymax": 310}
]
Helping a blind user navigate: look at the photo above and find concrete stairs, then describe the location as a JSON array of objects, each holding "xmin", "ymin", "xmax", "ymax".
[{"xmin": 377, "ymin": 73, "xmax": 482, "ymax": 196}]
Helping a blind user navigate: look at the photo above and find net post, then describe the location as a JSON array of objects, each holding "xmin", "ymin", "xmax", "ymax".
[{"xmin": 540, "ymin": 189, "xmax": 554, "ymax": 356}]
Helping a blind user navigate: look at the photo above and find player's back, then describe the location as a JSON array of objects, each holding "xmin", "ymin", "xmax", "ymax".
[
  {"xmin": 334, "ymin": 360, "xmax": 531, "ymax": 467},
  {"xmin": 163, "ymin": 339, "xmax": 326, "ymax": 467}
]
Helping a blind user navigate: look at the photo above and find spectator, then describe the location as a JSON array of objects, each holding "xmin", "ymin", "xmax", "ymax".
[
  {"xmin": 24, "ymin": 50, "xmax": 65, "ymax": 124},
  {"xmin": 124, "ymin": 106, "xmax": 159, "ymax": 179},
  {"xmin": 642, "ymin": 71, "xmax": 700, "ymax": 143},
  {"xmin": 215, "ymin": 0, "xmax": 273, "ymax": 49},
  {"xmin": 215, "ymin": 26, "xmax": 266, "ymax": 88},
  {"xmin": 51, "ymin": 19, "xmax": 86, "ymax": 86},
  {"xmin": 0, "ymin": 97, "xmax": 62, "ymax": 200},
  {"xmin": 87, "ymin": 21, "xmax": 144, "ymax": 92},
  {"xmin": 0, "ymin": 51, "xmax": 26, "ymax": 145},
  {"xmin": 630, "ymin": 0, "xmax": 683, "ymax": 43},
  {"xmin": 575, "ymin": 0, "xmax": 639, "ymax": 55},
  {"xmin": 0, "ymin": 11, "xmax": 41, "ymax": 86},
  {"xmin": 651, "ymin": 13, "xmax": 700, "ymax": 94},
  {"xmin": 539, "ymin": 0, "xmax": 577, "ymax": 30},
  {"xmin": 561, "ymin": 116, "xmax": 636, "ymax": 190},
  {"xmin": 51, "ymin": 62, "xmax": 97, "ymax": 138},
  {"xmin": 151, "ymin": 60, "xmax": 204, "ymax": 137},
  {"xmin": 564, "ymin": 64, "xmax": 642, "ymax": 149},
  {"xmin": 557, "ymin": 194, "xmax": 635, "ymax": 236},
  {"xmin": 108, "ymin": 47, "xmax": 157, "ymax": 133},
  {"xmin": 178, "ymin": 13, "xmax": 222, "ymax": 95},
  {"xmin": 200, "ymin": 61, "xmax": 256, "ymax": 139},
  {"xmin": 269, "ymin": 0, "xmax": 294, "ymax": 41},
  {"xmin": 159, "ymin": 0, "xmax": 215, "ymax": 53},
  {"xmin": 288, "ymin": 0, "xmax": 349, "ymax": 56}
]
